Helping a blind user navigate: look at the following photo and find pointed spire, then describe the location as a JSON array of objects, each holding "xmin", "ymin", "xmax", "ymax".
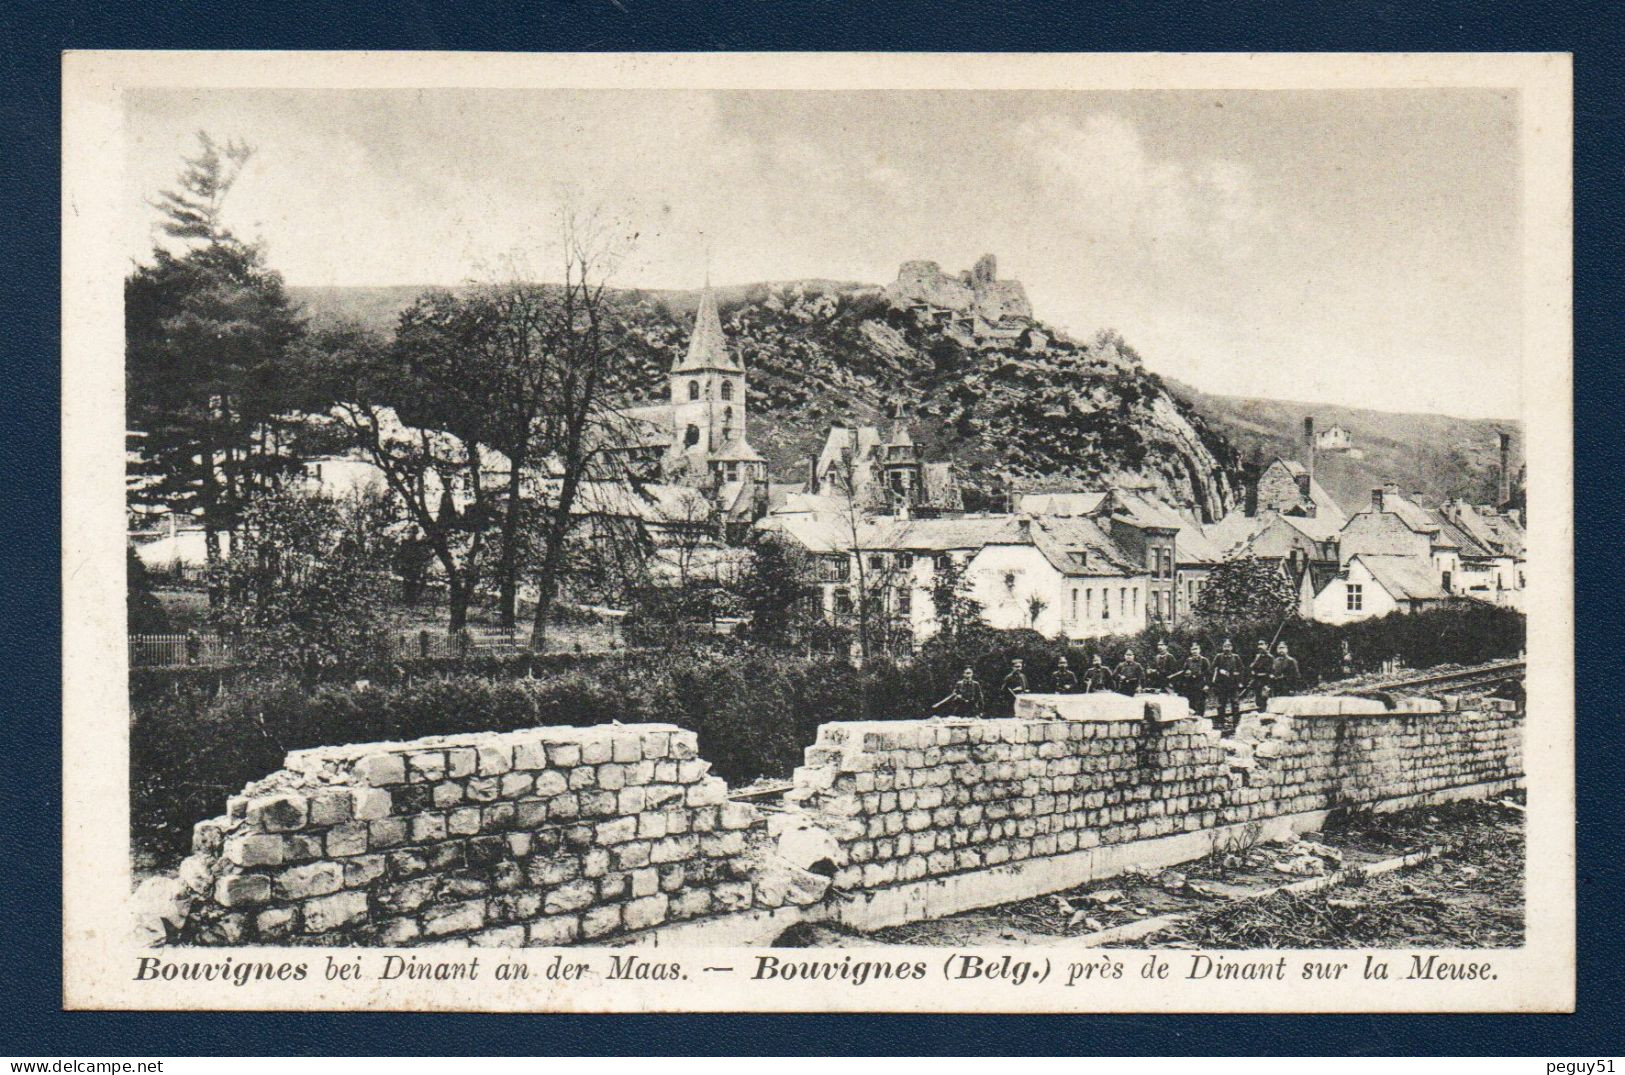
[{"xmin": 673, "ymin": 281, "xmax": 740, "ymax": 373}]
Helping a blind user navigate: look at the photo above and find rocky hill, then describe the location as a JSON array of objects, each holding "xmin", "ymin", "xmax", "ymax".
[
  {"xmin": 1168, "ymin": 383, "xmax": 1523, "ymax": 514},
  {"xmin": 292, "ymin": 276, "xmax": 1243, "ymax": 519}
]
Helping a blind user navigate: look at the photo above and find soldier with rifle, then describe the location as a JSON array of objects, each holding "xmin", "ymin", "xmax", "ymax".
[
  {"xmin": 1271, "ymin": 642, "xmax": 1301, "ymax": 697},
  {"xmin": 1210, "ymin": 638, "xmax": 1246, "ymax": 734},
  {"xmin": 932, "ymin": 666, "xmax": 985, "ymax": 718},
  {"xmin": 1083, "ymin": 653, "xmax": 1113, "ymax": 693},
  {"xmin": 1149, "ymin": 641, "xmax": 1180, "ymax": 694},
  {"xmin": 1051, "ymin": 656, "xmax": 1079, "ymax": 693},
  {"xmin": 1247, "ymin": 638, "xmax": 1274, "ymax": 710},
  {"xmin": 1001, "ymin": 658, "xmax": 1029, "ymax": 712},
  {"xmin": 1173, "ymin": 642, "xmax": 1212, "ymax": 717},
  {"xmin": 1114, "ymin": 648, "xmax": 1145, "ymax": 695}
]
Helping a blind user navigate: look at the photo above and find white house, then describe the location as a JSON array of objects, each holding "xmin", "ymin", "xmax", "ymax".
[{"xmin": 1310, "ymin": 553, "xmax": 1450, "ymax": 624}]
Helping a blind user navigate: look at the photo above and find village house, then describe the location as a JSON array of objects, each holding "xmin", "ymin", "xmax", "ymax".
[
  {"xmin": 804, "ymin": 408, "xmax": 964, "ymax": 518},
  {"xmin": 757, "ymin": 507, "xmax": 1151, "ymax": 646},
  {"xmin": 1309, "ymin": 552, "xmax": 1451, "ymax": 624}
]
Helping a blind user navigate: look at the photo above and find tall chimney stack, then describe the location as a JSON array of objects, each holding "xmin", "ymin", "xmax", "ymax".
[
  {"xmin": 1303, "ymin": 416, "xmax": 1316, "ymax": 484},
  {"xmin": 1371, "ymin": 487, "xmax": 1385, "ymax": 513},
  {"xmin": 1498, "ymin": 432, "xmax": 1512, "ymax": 506}
]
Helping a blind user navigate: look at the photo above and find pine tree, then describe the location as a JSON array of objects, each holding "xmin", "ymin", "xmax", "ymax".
[{"xmin": 126, "ymin": 133, "xmax": 309, "ymax": 593}]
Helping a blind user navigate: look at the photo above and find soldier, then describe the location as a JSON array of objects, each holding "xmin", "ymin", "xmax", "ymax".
[
  {"xmin": 1001, "ymin": 658, "xmax": 1029, "ymax": 710},
  {"xmin": 1051, "ymin": 656, "xmax": 1079, "ymax": 694},
  {"xmin": 1149, "ymin": 641, "xmax": 1180, "ymax": 694},
  {"xmin": 1175, "ymin": 642, "xmax": 1212, "ymax": 717},
  {"xmin": 1210, "ymin": 638, "xmax": 1246, "ymax": 734},
  {"xmin": 1083, "ymin": 653, "xmax": 1113, "ymax": 693},
  {"xmin": 1340, "ymin": 639, "xmax": 1356, "ymax": 678},
  {"xmin": 932, "ymin": 666, "xmax": 985, "ymax": 718},
  {"xmin": 1248, "ymin": 639, "xmax": 1274, "ymax": 710},
  {"xmin": 1271, "ymin": 641, "xmax": 1302, "ymax": 697},
  {"xmin": 1114, "ymin": 648, "xmax": 1146, "ymax": 695}
]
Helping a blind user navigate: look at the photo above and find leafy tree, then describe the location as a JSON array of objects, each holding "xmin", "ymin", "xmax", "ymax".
[
  {"xmin": 126, "ymin": 546, "xmax": 170, "ymax": 634},
  {"xmin": 208, "ymin": 489, "xmax": 393, "ymax": 683},
  {"xmin": 1194, "ymin": 555, "xmax": 1298, "ymax": 625},
  {"xmin": 738, "ymin": 535, "xmax": 816, "ymax": 649},
  {"xmin": 126, "ymin": 133, "xmax": 310, "ymax": 591},
  {"xmin": 929, "ymin": 555, "xmax": 984, "ymax": 638}
]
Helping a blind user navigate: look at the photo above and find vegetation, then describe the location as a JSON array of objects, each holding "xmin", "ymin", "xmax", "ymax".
[{"xmin": 1194, "ymin": 555, "xmax": 1299, "ymax": 624}]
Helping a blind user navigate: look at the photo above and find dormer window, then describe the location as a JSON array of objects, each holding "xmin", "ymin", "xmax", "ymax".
[{"xmin": 688, "ymin": 380, "xmax": 701, "ymax": 401}]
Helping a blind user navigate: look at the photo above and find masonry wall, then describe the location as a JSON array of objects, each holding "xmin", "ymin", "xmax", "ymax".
[
  {"xmin": 155, "ymin": 724, "xmax": 825, "ymax": 948},
  {"xmin": 144, "ymin": 694, "xmax": 1522, "ymax": 947},
  {"xmin": 787, "ymin": 692, "xmax": 1523, "ymax": 896}
]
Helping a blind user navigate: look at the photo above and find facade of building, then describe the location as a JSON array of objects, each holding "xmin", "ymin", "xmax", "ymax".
[{"xmin": 805, "ymin": 411, "xmax": 964, "ymax": 518}]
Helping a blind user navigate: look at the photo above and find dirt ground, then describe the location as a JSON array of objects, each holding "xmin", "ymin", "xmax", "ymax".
[{"xmin": 806, "ymin": 797, "xmax": 1524, "ymax": 949}]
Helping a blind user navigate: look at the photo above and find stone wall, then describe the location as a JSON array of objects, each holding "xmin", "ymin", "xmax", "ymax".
[
  {"xmin": 151, "ymin": 725, "xmax": 825, "ymax": 948},
  {"xmin": 142, "ymin": 694, "xmax": 1521, "ymax": 947}
]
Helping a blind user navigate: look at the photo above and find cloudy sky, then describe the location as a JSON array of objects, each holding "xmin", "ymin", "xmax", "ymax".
[{"xmin": 125, "ymin": 87, "xmax": 1522, "ymax": 419}]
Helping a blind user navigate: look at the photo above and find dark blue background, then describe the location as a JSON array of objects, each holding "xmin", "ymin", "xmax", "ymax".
[{"xmin": 3, "ymin": 0, "xmax": 1619, "ymax": 1055}]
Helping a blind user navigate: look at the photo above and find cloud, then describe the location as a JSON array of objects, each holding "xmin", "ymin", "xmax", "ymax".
[{"xmin": 1011, "ymin": 113, "xmax": 1266, "ymax": 252}]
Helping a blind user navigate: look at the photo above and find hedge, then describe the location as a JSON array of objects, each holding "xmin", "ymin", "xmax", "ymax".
[{"xmin": 131, "ymin": 602, "xmax": 1524, "ymax": 863}]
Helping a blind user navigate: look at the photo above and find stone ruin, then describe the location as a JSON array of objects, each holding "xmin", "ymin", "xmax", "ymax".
[{"xmin": 135, "ymin": 692, "xmax": 1523, "ymax": 948}]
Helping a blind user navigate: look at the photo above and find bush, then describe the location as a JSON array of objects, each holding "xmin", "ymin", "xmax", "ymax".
[{"xmin": 130, "ymin": 603, "xmax": 1524, "ymax": 862}]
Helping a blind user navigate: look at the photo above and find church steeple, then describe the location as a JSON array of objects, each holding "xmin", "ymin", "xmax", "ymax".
[{"xmin": 672, "ymin": 284, "xmax": 741, "ymax": 373}]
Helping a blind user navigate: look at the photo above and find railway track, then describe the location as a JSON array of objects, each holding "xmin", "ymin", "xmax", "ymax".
[{"xmin": 726, "ymin": 657, "xmax": 1525, "ymax": 804}]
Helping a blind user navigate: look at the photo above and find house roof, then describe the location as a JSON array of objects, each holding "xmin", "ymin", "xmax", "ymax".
[
  {"xmin": 1353, "ymin": 553, "xmax": 1447, "ymax": 602},
  {"xmin": 564, "ymin": 481, "xmax": 713, "ymax": 525},
  {"xmin": 1266, "ymin": 458, "xmax": 1348, "ymax": 528},
  {"xmin": 1014, "ymin": 491, "xmax": 1110, "ymax": 516},
  {"xmin": 672, "ymin": 285, "xmax": 741, "ymax": 373},
  {"xmin": 1278, "ymin": 511, "xmax": 1343, "ymax": 544},
  {"xmin": 1029, "ymin": 516, "xmax": 1139, "ymax": 577},
  {"xmin": 1108, "ymin": 491, "xmax": 1227, "ymax": 564},
  {"xmin": 711, "ymin": 436, "xmax": 766, "ymax": 463}
]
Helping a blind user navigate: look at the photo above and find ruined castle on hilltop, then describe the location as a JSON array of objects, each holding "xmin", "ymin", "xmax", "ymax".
[{"xmin": 884, "ymin": 254, "xmax": 1043, "ymax": 348}]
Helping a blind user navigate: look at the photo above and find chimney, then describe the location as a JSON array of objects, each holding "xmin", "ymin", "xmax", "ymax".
[
  {"xmin": 1295, "ymin": 473, "xmax": 1312, "ymax": 500},
  {"xmin": 1016, "ymin": 515, "xmax": 1032, "ymax": 542},
  {"xmin": 1303, "ymin": 416, "xmax": 1316, "ymax": 483},
  {"xmin": 1498, "ymin": 432, "xmax": 1512, "ymax": 505},
  {"xmin": 1371, "ymin": 487, "xmax": 1386, "ymax": 512}
]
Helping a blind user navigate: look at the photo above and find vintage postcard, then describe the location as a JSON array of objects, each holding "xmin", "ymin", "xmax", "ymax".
[{"xmin": 62, "ymin": 51, "xmax": 1573, "ymax": 1012}]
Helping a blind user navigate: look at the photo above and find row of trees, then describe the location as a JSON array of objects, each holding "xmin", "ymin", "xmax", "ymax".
[{"xmin": 128, "ymin": 133, "xmax": 657, "ymax": 646}]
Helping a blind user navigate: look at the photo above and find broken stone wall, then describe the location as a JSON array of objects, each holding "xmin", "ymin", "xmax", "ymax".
[
  {"xmin": 788, "ymin": 693, "xmax": 1523, "ymax": 896},
  {"xmin": 152, "ymin": 724, "xmax": 788, "ymax": 947}
]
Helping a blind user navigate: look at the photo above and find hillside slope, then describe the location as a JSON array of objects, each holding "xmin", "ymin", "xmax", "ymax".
[
  {"xmin": 292, "ymin": 281, "xmax": 1244, "ymax": 518},
  {"xmin": 1168, "ymin": 383, "xmax": 1523, "ymax": 514}
]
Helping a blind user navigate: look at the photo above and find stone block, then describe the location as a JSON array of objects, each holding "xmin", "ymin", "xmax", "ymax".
[
  {"xmin": 447, "ymin": 748, "xmax": 478, "ymax": 779},
  {"xmin": 611, "ymin": 737, "xmax": 642, "ymax": 763},
  {"xmin": 369, "ymin": 818, "xmax": 409, "ymax": 848},
  {"xmin": 411, "ymin": 813, "xmax": 448, "ymax": 842},
  {"xmin": 375, "ymin": 917, "xmax": 421, "ymax": 946},
  {"xmin": 302, "ymin": 889, "xmax": 368, "ymax": 933},
  {"xmin": 432, "ymin": 781, "xmax": 465, "ymax": 808},
  {"xmin": 527, "ymin": 915, "xmax": 582, "ymax": 946},
  {"xmin": 623, "ymin": 893, "xmax": 669, "ymax": 931},
  {"xmin": 548, "ymin": 743, "xmax": 582, "ymax": 769},
  {"xmin": 422, "ymin": 899, "xmax": 486, "ymax": 937},
  {"xmin": 449, "ymin": 807, "xmax": 483, "ymax": 836},
  {"xmin": 720, "ymin": 802, "xmax": 757, "ymax": 831},
  {"xmin": 544, "ymin": 880, "xmax": 597, "ymax": 914},
  {"xmin": 596, "ymin": 816, "xmax": 638, "ymax": 845},
  {"xmin": 533, "ymin": 770, "xmax": 569, "ymax": 797},
  {"xmin": 191, "ymin": 817, "xmax": 227, "ymax": 856},
  {"xmin": 248, "ymin": 794, "xmax": 308, "ymax": 833},
  {"xmin": 225, "ymin": 834, "xmax": 286, "ymax": 868},
  {"xmin": 308, "ymin": 789, "xmax": 353, "ymax": 827},
  {"xmin": 325, "ymin": 822, "xmax": 369, "ymax": 858},
  {"xmin": 581, "ymin": 904, "xmax": 622, "ymax": 940},
  {"xmin": 477, "ymin": 743, "xmax": 514, "ymax": 776},
  {"xmin": 353, "ymin": 753, "xmax": 407, "ymax": 786},
  {"xmin": 512, "ymin": 740, "xmax": 548, "ymax": 770},
  {"xmin": 255, "ymin": 906, "xmax": 298, "ymax": 940},
  {"xmin": 581, "ymin": 738, "xmax": 613, "ymax": 766},
  {"xmin": 500, "ymin": 772, "xmax": 534, "ymax": 799},
  {"xmin": 349, "ymin": 787, "xmax": 392, "ymax": 821},
  {"xmin": 275, "ymin": 861, "xmax": 344, "ymax": 901},
  {"xmin": 344, "ymin": 855, "xmax": 387, "ymax": 888},
  {"xmin": 407, "ymin": 751, "xmax": 447, "ymax": 783}
]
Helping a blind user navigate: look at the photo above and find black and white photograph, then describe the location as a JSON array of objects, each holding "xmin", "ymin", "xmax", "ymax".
[{"xmin": 61, "ymin": 51, "xmax": 1573, "ymax": 1013}]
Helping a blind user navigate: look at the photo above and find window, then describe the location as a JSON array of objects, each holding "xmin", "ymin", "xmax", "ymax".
[
  {"xmin": 1086, "ymin": 588, "xmax": 1093, "ymax": 618},
  {"xmin": 1119, "ymin": 587, "xmax": 1127, "ymax": 617},
  {"xmin": 897, "ymin": 588, "xmax": 912, "ymax": 614},
  {"xmin": 818, "ymin": 557, "xmax": 849, "ymax": 583},
  {"xmin": 1071, "ymin": 589, "xmax": 1078, "ymax": 622},
  {"xmin": 1132, "ymin": 589, "xmax": 1138, "ymax": 615},
  {"xmin": 834, "ymin": 588, "xmax": 853, "ymax": 615},
  {"xmin": 868, "ymin": 554, "xmax": 886, "ymax": 572},
  {"xmin": 684, "ymin": 424, "xmax": 700, "ymax": 447},
  {"xmin": 1346, "ymin": 583, "xmax": 1363, "ymax": 612},
  {"xmin": 933, "ymin": 553, "xmax": 952, "ymax": 573},
  {"xmin": 688, "ymin": 380, "xmax": 700, "ymax": 401},
  {"xmin": 1102, "ymin": 589, "xmax": 1110, "ymax": 619},
  {"xmin": 1442, "ymin": 569, "xmax": 1453, "ymax": 592},
  {"xmin": 720, "ymin": 380, "xmax": 734, "ymax": 401}
]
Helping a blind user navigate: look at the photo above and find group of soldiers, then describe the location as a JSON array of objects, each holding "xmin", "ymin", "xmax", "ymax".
[{"xmin": 932, "ymin": 638, "xmax": 1303, "ymax": 736}]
